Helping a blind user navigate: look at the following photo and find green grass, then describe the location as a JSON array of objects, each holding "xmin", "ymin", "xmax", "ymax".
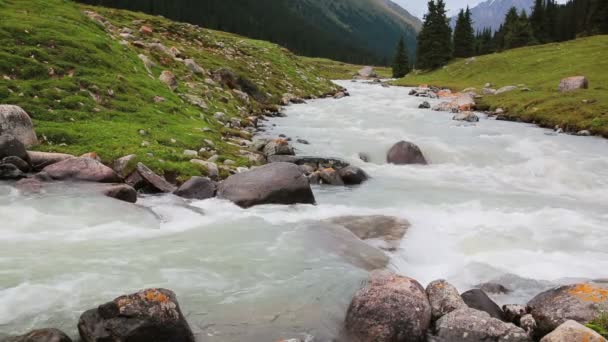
[
  {"xmin": 394, "ymin": 36, "xmax": 608, "ymax": 137},
  {"xmin": 299, "ymin": 56, "xmax": 392, "ymax": 80},
  {"xmin": 0, "ymin": 0, "xmax": 339, "ymax": 180},
  {"xmin": 587, "ymin": 312, "xmax": 608, "ymax": 338}
]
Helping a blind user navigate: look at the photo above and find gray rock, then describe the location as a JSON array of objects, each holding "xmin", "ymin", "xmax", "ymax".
[
  {"xmin": 419, "ymin": 101, "xmax": 431, "ymax": 109},
  {"xmin": 43, "ymin": 157, "xmax": 121, "ymax": 183},
  {"xmin": 263, "ymin": 139, "xmax": 294, "ymax": 156},
  {"xmin": 2, "ymin": 156, "xmax": 30, "ymax": 172},
  {"xmin": 5, "ymin": 328, "xmax": 72, "ymax": 342},
  {"xmin": 576, "ymin": 130, "xmax": 591, "ymax": 136},
  {"xmin": 27, "ymin": 151, "xmax": 74, "ymax": 170},
  {"xmin": 159, "ymin": 70, "xmax": 177, "ymax": 91},
  {"xmin": 0, "ymin": 163, "xmax": 25, "ymax": 180},
  {"xmin": 307, "ymin": 171, "xmax": 321, "ymax": 185},
  {"xmin": 528, "ymin": 283, "xmax": 608, "ymax": 337},
  {"xmin": 138, "ymin": 54, "xmax": 155, "ymax": 74},
  {"xmin": 476, "ymin": 282, "xmax": 511, "ymax": 294},
  {"xmin": 520, "ymin": 314, "xmax": 537, "ymax": 335},
  {"xmin": 558, "ymin": 76, "xmax": 588, "ymax": 92},
  {"xmin": 540, "ymin": 320, "xmax": 605, "ymax": 342},
  {"xmin": 184, "ymin": 59, "xmax": 205, "ymax": 75},
  {"xmin": 453, "ymin": 112, "xmax": 479, "ymax": 122},
  {"xmin": 495, "ymin": 85, "xmax": 518, "ymax": 95},
  {"xmin": 482, "ymin": 88, "xmax": 497, "ymax": 95},
  {"xmin": 183, "ymin": 149, "xmax": 198, "ymax": 157},
  {"xmin": 0, "ymin": 105, "xmax": 38, "ymax": 147},
  {"xmin": 112, "ymin": 154, "xmax": 137, "ymax": 178},
  {"xmin": 319, "ymin": 167, "xmax": 344, "ymax": 185},
  {"xmin": 125, "ymin": 162, "xmax": 176, "ymax": 193},
  {"xmin": 102, "ymin": 184, "xmax": 137, "ymax": 203},
  {"xmin": 426, "ymin": 279, "xmax": 467, "ymax": 321},
  {"xmin": 462, "ymin": 289, "xmax": 505, "ymax": 321},
  {"xmin": 433, "ymin": 307, "xmax": 530, "ymax": 342},
  {"xmin": 503, "ymin": 304, "xmax": 530, "ymax": 325},
  {"xmin": 345, "ymin": 270, "xmax": 431, "ymax": 342},
  {"xmin": 358, "ymin": 152, "xmax": 370, "ymax": 163},
  {"xmin": 217, "ymin": 162, "xmax": 315, "ymax": 208},
  {"xmin": 326, "ymin": 215, "xmax": 409, "ymax": 251},
  {"xmin": 387, "ymin": 141, "xmax": 428, "ymax": 165},
  {"xmin": 174, "ymin": 176, "xmax": 216, "ymax": 200},
  {"xmin": 77, "ymin": 288, "xmax": 195, "ymax": 342},
  {"xmin": 296, "ymin": 138, "xmax": 310, "ymax": 145},
  {"xmin": 0, "ymin": 134, "xmax": 28, "ymax": 161},
  {"xmin": 338, "ymin": 165, "xmax": 369, "ymax": 185},
  {"xmin": 190, "ymin": 159, "xmax": 219, "ymax": 179}
]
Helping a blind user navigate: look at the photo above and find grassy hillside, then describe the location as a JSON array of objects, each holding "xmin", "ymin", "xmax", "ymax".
[
  {"xmin": 0, "ymin": 0, "xmax": 339, "ymax": 179},
  {"xmin": 299, "ymin": 57, "xmax": 392, "ymax": 80},
  {"xmin": 395, "ymin": 35, "xmax": 608, "ymax": 136}
]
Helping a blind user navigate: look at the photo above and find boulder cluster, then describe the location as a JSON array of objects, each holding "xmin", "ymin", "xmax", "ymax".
[{"xmin": 345, "ymin": 272, "xmax": 608, "ymax": 342}]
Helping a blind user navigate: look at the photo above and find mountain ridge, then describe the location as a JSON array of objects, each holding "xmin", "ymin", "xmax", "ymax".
[{"xmin": 451, "ymin": 0, "xmax": 534, "ymax": 31}]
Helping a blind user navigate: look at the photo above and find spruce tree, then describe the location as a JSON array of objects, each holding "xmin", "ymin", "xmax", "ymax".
[
  {"xmin": 504, "ymin": 9, "xmax": 536, "ymax": 49},
  {"xmin": 530, "ymin": 0, "xmax": 548, "ymax": 43},
  {"xmin": 416, "ymin": 0, "xmax": 453, "ymax": 70},
  {"xmin": 392, "ymin": 36, "xmax": 410, "ymax": 78},
  {"xmin": 454, "ymin": 7, "xmax": 476, "ymax": 58}
]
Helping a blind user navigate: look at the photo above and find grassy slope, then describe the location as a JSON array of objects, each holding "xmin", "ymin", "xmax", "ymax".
[
  {"xmin": 0, "ymin": 0, "xmax": 339, "ymax": 179},
  {"xmin": 299, "ymin": 56, "xmax": 392, "ymax": 80},
  {"xmin": 394, "ymin": 36, "xmax": 608, "ymax": 136}
]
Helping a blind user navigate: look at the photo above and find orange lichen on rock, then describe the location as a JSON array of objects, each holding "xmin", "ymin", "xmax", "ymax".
[
  {"xmin": 274, "ymin": 138, "xmax": 288, "ymax": 145},
  {"xmin": 437, "ymin": 90, "xmax": 453, "ymax": 98},
  {"xmin": 322, "ymin": 167, "xmax": 335, "ymax": 172},
  {"xmin": 144, "ymin": 289, "xmax": 170, "ymax": 303},
  {"xmin": 568, "ymin": 284, "xmax": 608, "ymax": 303},
  {"xmin": 459, "ymin": 104, "xmax": 473, "ymax": 111}
]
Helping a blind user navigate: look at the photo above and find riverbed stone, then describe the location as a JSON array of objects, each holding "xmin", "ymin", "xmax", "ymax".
[
  {"xmin": 558, "ymin": 76, "xmax": 588, "ymax": 92},
  {"xmin": 112, "ymin": 154, "xmax": 137, "ymax": 178},
  {"xmin": 338, "ymin": 165, "xmax": 369, "ymax": 185},
  {"xmin": 174, "ymin": 176, "xmax": 216, "ymax": 200},
  {"xmin": 5, "ymin": 328, "xmax": 72, "ymax": 342},
  {"xmin": 540, "ymin": 320, "xmax": 606, "ymax": 342},
  {"xmin": 326, "ymin": 215, "xmax": 409, "ymax": 251},
  {"xmin": 419, "ymin": 101, "xmax": 431, "ymax": 109},
  {"xmin": 0, "ymin": 163, "xmax": 25, "ymax": 180},
  {"xmin": 453, "ymin": 111, "xmax": 479, "ymax": 122},
  {"xmin": 495, "ymin": 85, "xmax": 518, "ymax": 95},
  {"xmin": 345, "ymin": 270, "xmax": 431, "ymax": 342},
  {"xmin": 0, "ymin": 134, "xmax": 29, "ymax": 161},
  {"xmin": 159, "ymin": 70, "xmax": 178, "ymax": 91},
  {"xmin": 263, "ymin": 138, "xmax": 294, "ymax": 156},
  {"xmin": 0, "ymin": 105, "xmax": 38, "ymax": 147},
  {"xmin": 125, "ymin": 162, "xmax": 176, "ymax": 193},
  {"xmin": 527, "ymin": 283, "xmax": 608, "ymax": 337},
  {"xmin": 319, "ymin": 167, "xmax": 344, "ymax": 185},
  {"xmin": 461, "ymin": 289, "xmax": 505, "ymax": 321},
  {"xmin": 218, "ymin": 162, "xmax": 315, "ymax": 208},
  {"xmin": 426, "ymin": 279, "xmax": 467, "ymax": 321},
  {"xmin": 42, "ymin": 157, "xmax": 121, "ymax": 183},
  {"xmin": 78, "ymin": 288, "xmax": 195, "ymax": 342},
  {"xmin": 102, "ymin": 184, "xmax": 137, "ymax": 203},
  {"xmin": 2, "ymin": 156, "xmax": 30, "ymax": 173},
  {"xmin": 387, "ymin": 140, "xmax": 428, "ymax": 165},
  {"xmin": 27, "ymin": 151, "xmax": 74, "ymax": 170},
  {"xmin": 503, "ymin": 304, "xmax": 530, "ymax": 325},
  {"xmin": 432, "ymin": 307, "xmax": 530, "ymax": 342},
  {"xmin": 476, "ymin": 282, "xmax": 511, "ymax": 294}
]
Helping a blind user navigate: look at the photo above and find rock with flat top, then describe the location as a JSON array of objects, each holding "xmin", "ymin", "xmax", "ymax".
[
  {"xmin": 78, "ymin": 288, "xmax": 195, "ymax": 342},
  {"xmin": 433, "ymin": 307, "xmax": 530, "ymax": 341},
  {"xmin": 43, "ymin": 157, "xmax": 120, "ymax": 183},
  {"xmin": 326, "ymin": 215, "xmax": 409, "ymax": 251},
  {"xmin": 558, "ymin": 76, "xmax": 588, "ymax": 92},
  {"xmin": 27, "ymin": 151, "xmax": 74, "ymax": 170}
]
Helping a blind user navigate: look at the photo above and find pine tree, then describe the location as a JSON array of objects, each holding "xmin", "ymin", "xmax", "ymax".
[
  {"xmin": 416, "ymin": 0, "xmax": 453, "ymax": 70},
  {"xmin": 454, "ymin": 7, "xmax": 476, "ymax": 58},
  {"xmin": 392, "ymin": 36, "xmax": 410, "ymax": 78},
  {"xmin": 530, "ymin": 0, "xmax": 548, "ymax": 43},
  {"xmin": 502, "ymin": 8, "xmax": 536, "ymax": 49}
]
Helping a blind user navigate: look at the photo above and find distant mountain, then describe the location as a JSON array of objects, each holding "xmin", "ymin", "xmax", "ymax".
[
  {"xmin": 77, "ymin": 0, "xmax": 421, "ymax": 65},
  {"xmin": 451, "ymin": 0, "xmax": 534, "ymax": 31}
]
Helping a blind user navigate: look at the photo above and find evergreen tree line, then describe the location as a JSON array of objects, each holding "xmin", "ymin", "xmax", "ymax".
[{"xmin": 402, "ymin": 0, "xmax": 607, "ymax": 73}]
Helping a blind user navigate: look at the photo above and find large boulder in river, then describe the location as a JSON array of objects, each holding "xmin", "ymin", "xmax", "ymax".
[
  {"xmin": 218, "ymin": 162, "xmax": 315, "ymax": 208},
  {"xmin": 345, "ymin": 270, "xmax": 432, "ymax": 342},
  {"xmin": 387, "ymin": 141, "xmax": 428, "ymax": 165},
  {"xmin": 0, "ymin": 105, "xmax": 38, "ymax": 147},
  {"xmin": 102, "ymin": 184, "xmax": 137, "ymax": 203},
  {"xmin": 0, "ymin": 134, "xmax": 29, "ymax": 161},
  {"xmin": 426, "ymin": 279, "xmax": 467, "ymax": 321},
  {"xmin": 558, "ymin": 76, "xmax": 588, "ymax": 92},
  {"xmin": 78, "ymin": 288, "xmax": 195, "ymax": 342},
  {"xmin": 326, "ymin": 215, "xmax": 409, "ymax": 251},
  {"xmin": 527, "ymin": 283, "xmax": 608, "ymax": 337},
  {"xmin": 540, "ymin": 320, "xmax": 606, "ymax": 342},
  {"xmin": 461, "ymin": 289, "xmax": 505, "ymax": 321},
  {"xmin": 432, "ymin": 307, "xmax": 530, "ymax": 342},
  {"xmin": 5, "ymin": 328, "xmax": 72, "ymax": 342},
  {"xmin": 42, "ymin": 157, "xmax": 121, "ymax": 183},
  {"xmin": 174, "ymin": 176, "xmax": 216, "ymax": 200}
]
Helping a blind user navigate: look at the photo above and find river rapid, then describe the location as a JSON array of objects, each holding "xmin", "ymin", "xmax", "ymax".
[{"xmin": 1, "ymin": 80, "xmax": 608, "ymax": 341}]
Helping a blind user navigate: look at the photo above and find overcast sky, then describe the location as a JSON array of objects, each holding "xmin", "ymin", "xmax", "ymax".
[{"xmin": 394, "ymin": 0, "xmax": 485, "ymax": 17}]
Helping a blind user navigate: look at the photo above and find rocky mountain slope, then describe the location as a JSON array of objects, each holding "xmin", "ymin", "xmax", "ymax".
[
  {"xmin": 451, "ymin": 0, "xmax": 534, "ymax": 31},
  {"xmin": 76, "ymin": 0, "xmax": 420, "ymax": 65},
  {"xmin": 0, "ymin": 0, "xmax": 342, "ymax": 180}
]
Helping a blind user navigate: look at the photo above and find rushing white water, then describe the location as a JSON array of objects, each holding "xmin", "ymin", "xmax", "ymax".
[{"xmin": 1, "ymin": 80, "xmax": 608, "ymax": 340}]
